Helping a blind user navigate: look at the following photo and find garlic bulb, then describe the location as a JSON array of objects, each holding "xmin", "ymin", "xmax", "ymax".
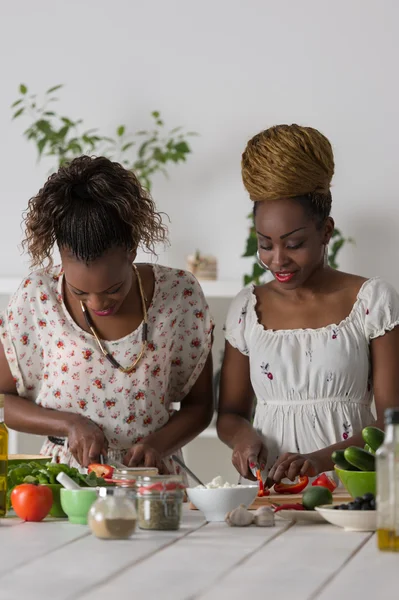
[
  {"xmin": 225, "ymin": 504, "xmax": 254, "ymax": 527},
  {"xmin": 253, "ymin": 506, "xmax": 275, "ymax": 527}
]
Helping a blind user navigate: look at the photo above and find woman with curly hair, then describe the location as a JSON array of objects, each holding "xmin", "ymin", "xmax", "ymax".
[
  {"xmin": 0, "ymin": 156, "xmax": 214, "ymax": 472},
  {"xmin": 217, "ymin": 124, "xmax": 399, "ymax": 485}
]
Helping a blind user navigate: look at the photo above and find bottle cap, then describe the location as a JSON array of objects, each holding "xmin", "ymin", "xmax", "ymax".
[{"xmin": 384, "ymin": 408, "xmax": 399, "ymax": 425}]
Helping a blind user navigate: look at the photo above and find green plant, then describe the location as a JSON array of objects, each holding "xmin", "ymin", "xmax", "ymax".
[
  {"xmin": 242, "ymin": 213, "xmax": 354, "ymax": 285},
  {"xmin": 11, "ymin": 83, "xmax": 196, "ymax": 190}
]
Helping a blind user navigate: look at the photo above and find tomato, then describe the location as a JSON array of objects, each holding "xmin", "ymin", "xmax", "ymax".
[
  {"xmin": 11, "ymin": 484, "xmax": 53, "ymax": 522},
  {"xmin": 88, "ymin": 464, "xmax": 114, "ymax": 479},
  {"xmin": 312, "ymin": 473, "xmax": 337, "ymax": 493}
]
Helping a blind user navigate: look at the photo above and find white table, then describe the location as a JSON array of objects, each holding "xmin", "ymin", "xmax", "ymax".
[{"xmin": 0, "ymin": 508, "xmax": 395, "ymax": 600}]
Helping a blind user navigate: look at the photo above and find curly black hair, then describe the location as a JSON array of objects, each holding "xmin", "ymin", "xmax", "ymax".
[{"xmin": 23, "ymin": 156, "xmax": 168, "ymax": 268}]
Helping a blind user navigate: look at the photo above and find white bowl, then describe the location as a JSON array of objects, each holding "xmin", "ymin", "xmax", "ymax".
[
  {"xmin": 315, "ymin": 505, "xmax": 377, "ymax": 531},
  {"xmin": 187, "ymin": 486, "xmax": 258, "ymax": 522}
]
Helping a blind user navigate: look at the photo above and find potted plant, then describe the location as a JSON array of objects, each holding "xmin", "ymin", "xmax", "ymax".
[{"xmin": 11, "ymin": 83, "xmax": 196, "ymax": 190}]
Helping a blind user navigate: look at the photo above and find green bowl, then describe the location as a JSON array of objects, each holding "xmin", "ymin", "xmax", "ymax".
[
  {"xmin": 335, "ymin": 467, "xmax": 376, "ymax": 498},
  {"xmin": 60, "ymin": 488, "xmax": 98, "ymax": 525},
  {"xmin": 42, "ymin": 484, "xmax": 67, "ymax": 518}
]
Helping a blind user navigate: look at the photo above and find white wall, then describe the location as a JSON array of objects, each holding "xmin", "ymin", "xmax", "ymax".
[{"xmin": 0, "ymin": 0, "xmax": 398, "ymax": 290}]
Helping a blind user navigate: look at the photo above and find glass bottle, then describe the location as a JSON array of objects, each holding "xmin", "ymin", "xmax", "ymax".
[
  {"xmin": 376, "ymin": 408, "xmax": 399, "ymax": 551},
  {"xmin": 0, "ymin": 394, "xmax": 8, "ymax": 517},
  {"xmin": 88, "ymin": 487, "xmax": 137, "ymax": 540},
  {"xmin": 136, "ymin": 475, "xmax": 185, "ymax": 531}
]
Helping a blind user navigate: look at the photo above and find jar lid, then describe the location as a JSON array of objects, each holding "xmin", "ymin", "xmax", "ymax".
[
  {"xmin": 137, "ymin": 474, "xmax": 185, "ymax": 494},
  {"xmin": 113, "ymin": 467, "xmax": 158, "ymax": 481}
]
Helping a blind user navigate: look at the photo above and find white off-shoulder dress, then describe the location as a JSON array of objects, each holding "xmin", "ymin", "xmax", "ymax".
[{"xmin": 224, "ymin": 277, "xmax": 399, "ymax": 472}]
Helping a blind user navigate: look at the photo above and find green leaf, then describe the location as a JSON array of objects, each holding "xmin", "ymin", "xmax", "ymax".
[
  {"xmin": 242, "ymin": 234, "xmax": 258, "ymax": 257},
  {"xmin": 117, "ymin": 125, "xmax": 125, "ymax": 137},
  {"xmin": 46, "ymin": 84, "xmax": 63, "ymax": 94},
  {"xmin": 36, "ymin": 120, "xmax": 52, "ymax": 135},
  {"xmin": 138, "ymin": 138, "xmax": 156, "ymax": 158},
  {"xmin": 152, "ymin": 111, "xmax": 160, "ymax": 118},
  {"xmin": 253, "ymin": 262, "xmax": 264, "ymax": 278},
  {"xmin": 12, "ymin": 107, "xmax": 24, "ymax": 119},
  {"xmin": 121, "ymin": 142, "xmax": 135, "ymax": 152},
  {"xmin": 19, "ymin": 84, "xmax": 28, "ymax": 94},
  {"xmin": 11, "ymin": 99, "xmax": 23, "ymax": 108},
  {"xmin": 37, "ymin": 138, "xmax": 47, "ymax": 156},
  {"xmin": 43, "ymin": 111, "xmax": 56, "ymax": 116},
  {"xmin": 170, "ymin": 127, "xmax": 182, "ymax": 134},
  {"xmin": 174, "ymin": 141, "xmax": 190, "ymax": 154},
  {"xmin": 243, "ymin": 275, "xmax": 252, "ymax": 286}
]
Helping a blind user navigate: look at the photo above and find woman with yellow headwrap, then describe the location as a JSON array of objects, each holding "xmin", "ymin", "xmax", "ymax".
[{"xmin": 217, "ymin": 124, "xmax": 399, "ymax": 484}]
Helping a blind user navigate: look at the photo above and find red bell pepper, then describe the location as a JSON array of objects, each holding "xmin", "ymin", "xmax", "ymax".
[
  {"xmin": 273, "ymin": 475, "xmax": 309, "ymax": 495},
  {"xmin": 274, "ymin": 503, "xmax": 305, "ymax": 513},
  {"xmin": 88, "ymin": 463, "xmax": 114, "ymax": 479},
  {"xmin": 311, "ymin": 473, "xmax": 337, "ymax": 493},
  {"xmin": 256, "ymin": 468, "xmax": 270, "ymax": 497}
]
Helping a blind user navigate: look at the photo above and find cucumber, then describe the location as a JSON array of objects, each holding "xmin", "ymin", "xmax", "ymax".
[
  {"xmin": 362, "ymin": 426, "xmax": 385, "ymax": 453},
  {"xmin": 331, "ymin": 450, "xmax": 359, "ymax": 471},
  {"xmin": 364, "ymin": 444, "xmax": 375, "ymax": 456},
  {"xmin": 344, "ymin": 446, "xmax": 375, "ymax": 471}
]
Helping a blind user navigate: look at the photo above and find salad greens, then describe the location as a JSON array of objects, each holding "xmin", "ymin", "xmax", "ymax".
[{"xmin": 7, "ymin": 461, "xmax": 107, "ymax": 507}]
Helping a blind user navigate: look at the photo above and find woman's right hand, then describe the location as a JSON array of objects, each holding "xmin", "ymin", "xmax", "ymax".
[
  {"xmin": 232, "ymin": 431, "xmax": 268, "ymax": 480},
  {"xmin": 67, "ymin": 416, "xmax": 108, "ymax": 467}
]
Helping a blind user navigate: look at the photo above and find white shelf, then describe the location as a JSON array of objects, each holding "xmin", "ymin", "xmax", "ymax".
[{"xmin": 199, "ymin": 280, "xmax": 242, "ymax": 298}]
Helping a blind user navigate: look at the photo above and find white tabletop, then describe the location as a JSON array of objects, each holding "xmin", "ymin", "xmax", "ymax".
[{"xmin": 0, "ymin": 508, "xmax": 395, "ymax": 600}]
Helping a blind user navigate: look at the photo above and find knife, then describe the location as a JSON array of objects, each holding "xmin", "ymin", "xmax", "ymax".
[
  {"xmin": 171, "ymin": 454, "xmax": 205, "ymax": 487},
  {"xmin": 250, "ymin": 464, "xmax": 274, "ymax": 490}
]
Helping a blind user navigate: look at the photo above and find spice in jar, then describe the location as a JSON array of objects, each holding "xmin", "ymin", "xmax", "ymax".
[
  {"xmin": 136, "ymin": 475, "xmax": 185, "ymax": 531},
  {"xmin": 88, "ymin": 487, "xmax": 137, "ymax": 540}
]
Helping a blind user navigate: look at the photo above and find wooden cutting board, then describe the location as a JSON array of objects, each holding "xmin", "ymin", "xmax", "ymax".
[{"xmin": 189, "ymin": 490, "xmax": 352, "ymax": 511}]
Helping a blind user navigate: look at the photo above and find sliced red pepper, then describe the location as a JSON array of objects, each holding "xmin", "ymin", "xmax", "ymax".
[
  {"xmin": 88, "ymin": 463, "xmax": 114, "ymax": 479},
  {"xmin": 274, "ymin": 503, "xmax": 305, "ymax": 513},
  {"xmin": 273, "ymin": 475, "xmax": 309, "ymax": 495},
  {"xmin": 256, "ymin": 469, "xmax": 270, "ymax": 496},
  {"xmin": 312, "ymin": 473, "xmax": 337, "ymax": 493}
]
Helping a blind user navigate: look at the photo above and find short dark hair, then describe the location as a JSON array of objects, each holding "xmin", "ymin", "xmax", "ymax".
[{"xmin": 23, "ymin": 155, "xmax": 167, "ymax": 267}]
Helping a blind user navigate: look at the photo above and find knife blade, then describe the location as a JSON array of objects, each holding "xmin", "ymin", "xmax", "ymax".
[{"xmin": 171, "ymin": 454, "xmax": 205, "ymax": 487}]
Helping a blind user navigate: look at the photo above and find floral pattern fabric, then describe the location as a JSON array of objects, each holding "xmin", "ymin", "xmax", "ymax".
[
  {"xmin": 0, "ymin": 264, "xmax": 213, "ymax": 471},
  {"xmin": 224, "ymin": 277, "xmax": 399, "ymax": 473}
]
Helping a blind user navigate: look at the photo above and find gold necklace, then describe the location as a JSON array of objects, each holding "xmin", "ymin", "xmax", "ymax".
[{"xmin": 80, "ymin": 264, "xmax": 148, "ymax": 374}]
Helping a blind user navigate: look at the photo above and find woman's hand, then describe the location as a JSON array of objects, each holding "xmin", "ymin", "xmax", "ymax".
[
  {"xmin": 268, "ymin": 452, "xmax": 322, "ymax": 483},
  {"xmin": 232, "ymin": 432, "xmax": 268, "ymax": 480},
  {"xmin": 67, "ymin": 416, "xmax": 108, "ymax": 467},
  {"xmin": 123, "ymin": 442, "xmax": 169, "ymax": 473}
]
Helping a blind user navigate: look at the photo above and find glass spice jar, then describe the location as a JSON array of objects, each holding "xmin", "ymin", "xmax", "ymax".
[
  {"xmin": 111, "ymin": 467, "xmax": 159, "ymax": 489},
  {"xmin": 88, "ymin": 487, "xmax": 137, "ymax": 540},
  {"xmin": 136, "ymin": 475, "xmax": 185, "ymax": 531}
]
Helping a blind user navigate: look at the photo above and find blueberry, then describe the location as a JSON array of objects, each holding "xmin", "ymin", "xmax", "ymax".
[
  {"xmin": 370, "ymin": 499, "xmax": 376, "ymax": 510},
  {"xmin": 361, "ymin": 503, "xmax": 371, "ymax": 510},
  {"xmin": 354, "ymin": 497, "xmax": 363, "ymax": 504},
  {"xmin": 353, "ymin": 501, "xmax": 362, "ymax": 509},
  {"xmin": 363, "ymin": 493, "xmax": 374, "ymax": 502},
  {"xmin": 340, "ymin": 504, "xmax": 349, "ymax": 510}
]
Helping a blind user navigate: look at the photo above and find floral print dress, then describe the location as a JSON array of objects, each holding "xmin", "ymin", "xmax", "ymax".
[
  {"xmin": 0, "ymin": 265, "xmax": 213, "ymax": 472},
  {"xmin": 224, "ymin": 277, "xmax": 399, "ymax": 473}
]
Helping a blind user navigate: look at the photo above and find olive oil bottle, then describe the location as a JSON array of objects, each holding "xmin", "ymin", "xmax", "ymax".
[
  {"xmin": 376, "ymin": 408, "xmax": 399, "ymax": 551},
  {"xmin": 0, "ymin": 394, "xmax": 8, "ymax": 517}
]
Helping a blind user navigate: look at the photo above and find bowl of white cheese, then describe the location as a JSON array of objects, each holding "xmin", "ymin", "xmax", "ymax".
[{"xmin": 187, "ymin": 476, "xmax": 258, "ymax": 522}]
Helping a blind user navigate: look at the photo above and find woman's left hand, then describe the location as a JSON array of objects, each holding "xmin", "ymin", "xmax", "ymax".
[
  {"xmin": 123, "ymin": 442, "xmax": 169, "ymax": 473},
  {"xmin": 268, "ymin": 452, "xmax": 322, "ymax": 483}
]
